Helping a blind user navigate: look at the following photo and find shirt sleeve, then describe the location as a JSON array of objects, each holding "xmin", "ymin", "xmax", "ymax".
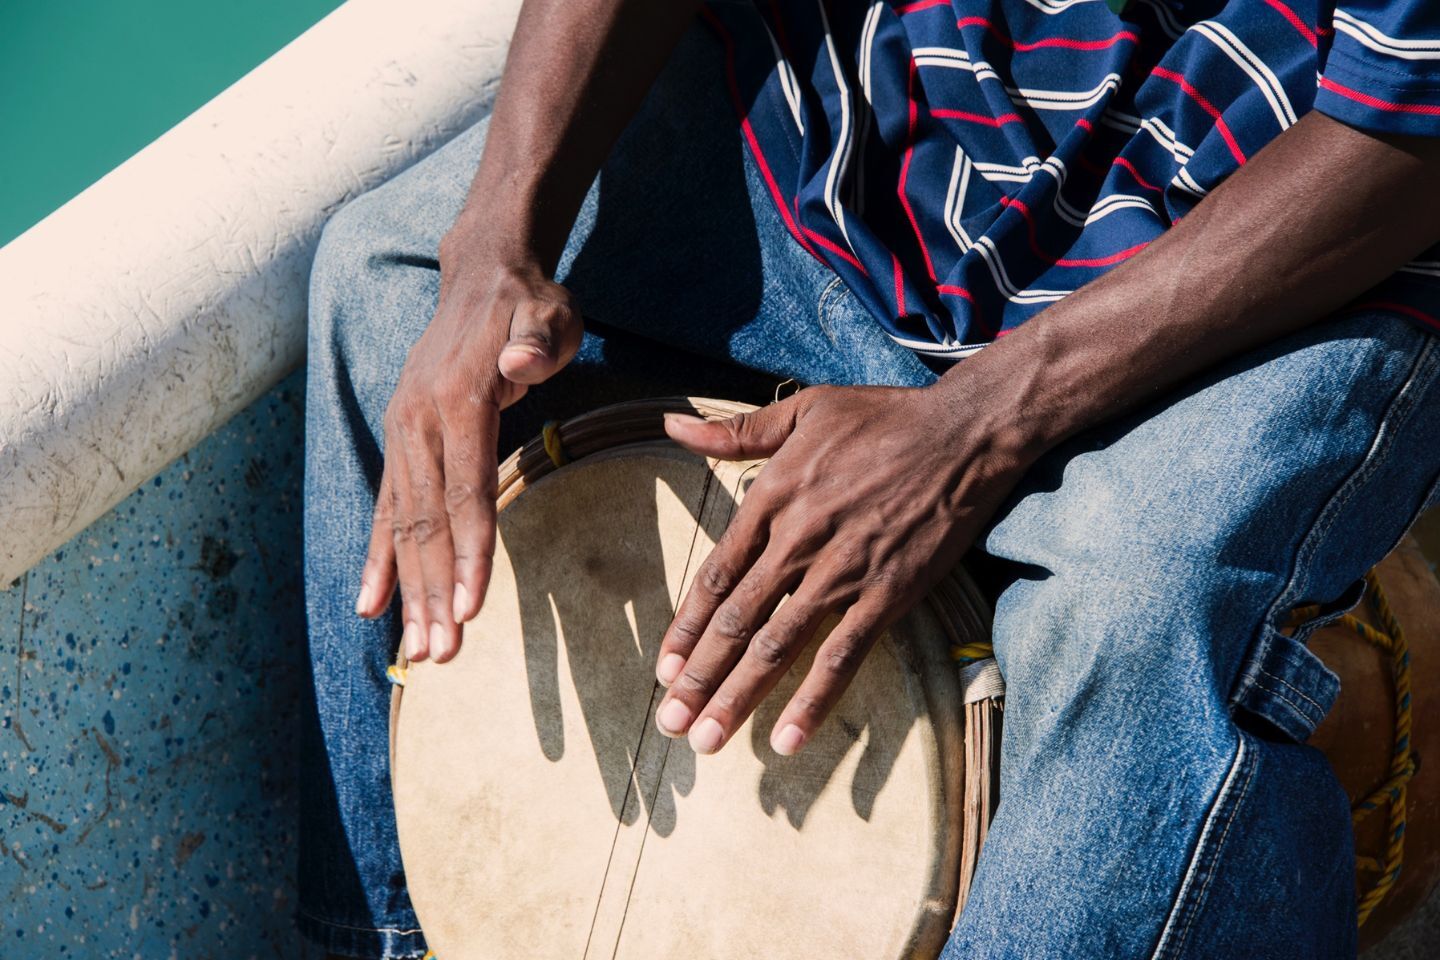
[{"xmin": 1315, "ymin": 3, "xmax": 1440, "ymax": 137}]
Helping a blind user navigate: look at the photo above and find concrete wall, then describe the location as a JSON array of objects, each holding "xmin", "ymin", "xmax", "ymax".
[{"xmin": 2, "ymin": 374, "xmax": 309, "ymax": 958}]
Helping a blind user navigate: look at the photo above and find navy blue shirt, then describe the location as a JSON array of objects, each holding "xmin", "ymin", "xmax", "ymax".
[{"xmin": 705, "ymin": 0, "xmax": 1440, "ymax": 357}]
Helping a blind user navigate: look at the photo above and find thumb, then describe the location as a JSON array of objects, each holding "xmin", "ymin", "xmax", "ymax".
[
  {"xmin": 498, "ymin": 298, "xmax": 583, "ymax": 386},
  {"xmin": 663, "ymin": 399, "xmax": 800, "ymax": 461}
]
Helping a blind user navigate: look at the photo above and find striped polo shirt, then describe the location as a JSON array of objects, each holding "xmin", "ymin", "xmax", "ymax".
[{"xmin": 704, "ymin": 0, "xmax": 1440, "ymax": 358}]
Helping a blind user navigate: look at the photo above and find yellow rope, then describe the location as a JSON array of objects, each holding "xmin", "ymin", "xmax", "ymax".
[
  {"xmin": 541, "ymin": 420, "xmax": 569, "ymax": 469},
  {"xmin": 1345, "ymin": 570, "xmax": 1415, "ymax": 927},
  {"xmin": 955, "ymin": 568, "xmax": 1415, "ymax": 927}
]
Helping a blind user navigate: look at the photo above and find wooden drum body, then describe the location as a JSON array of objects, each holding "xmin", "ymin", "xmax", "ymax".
[{"xmin": 389, "ymin": 400, "xmax": 999, "ymax": 960}]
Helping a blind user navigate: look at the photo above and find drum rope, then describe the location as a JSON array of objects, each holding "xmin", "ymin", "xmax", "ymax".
[
  {"xmin": 542, "ymin": 420, "xmax": 570, "ymax": 469},
  {"xmin": 1288, "ymin": 569, "xmax": 1415, "ymax": 928}
]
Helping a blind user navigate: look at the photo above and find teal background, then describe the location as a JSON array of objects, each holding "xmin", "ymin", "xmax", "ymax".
[{"xmin": 0, "ymin": 0, "xmax": 345, "ymax": 247}]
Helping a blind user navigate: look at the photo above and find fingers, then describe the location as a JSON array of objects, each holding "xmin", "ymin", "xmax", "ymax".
[
  {"xmin": 678, "ymin": 583, "xmax": 835, "ymax": 756},
  {"xmin": 768, "ymin": 598, "xmax": 888, "ymax": 756},
  {"xmin": 663, "ymin": 395, "xmax": 801, "ymax": 461},
  {"xmin": 441, "ymin": 398, "xmax": 500, "ymax": 624},
  {"xmin": 497, "ymin": 297, "xmax": 583, "ymax": 386},
  {"xmin": 653, "ymin": 551, "xmax": 798, "ymax": 751},
  {"xmin": 654, "ymin": 500, "xmax": 772, "ymax": 686},
  {"xmin": 400, "ymin": 425, "xmax": 464, "ymax": 664},
  {"xmin": 385, "ymin": 441, "xmax": 431, "ymax": 663},
  {"xmin": 356, "ymin": 467, "xmax": 399, "ymax": 618}
]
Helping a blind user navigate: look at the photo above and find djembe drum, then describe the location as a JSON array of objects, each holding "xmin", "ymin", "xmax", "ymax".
[
  {"xmin": 389, "ymin": 397, "xmax": 1440, "ymax": 957},
  {"xmin": 388, "ymin": 399, "xmax": 1003, "ymax": 960}
]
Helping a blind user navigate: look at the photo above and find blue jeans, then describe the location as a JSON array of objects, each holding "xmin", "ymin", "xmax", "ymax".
[{"xmin": 301, "ymin": 22, "xmax": 1440, "ymax": 960}]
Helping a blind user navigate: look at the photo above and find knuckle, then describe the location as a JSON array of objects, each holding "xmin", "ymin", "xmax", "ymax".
[
  {"xmin": 667, "ymin": 615, "xmax": 705, "ymax": 647},
  {"xmin": 789, "ymin": 693, "xmax": 826, "ymax": 721},
  {"xmin": 697, "ymin": 560, "xmax": 738, "ymax": 598},
  {"xmin": 709, "ymin": 689, "xmax": 743, "ymax": 717},
  {"xmin": 748, "ymin": 629, "xmax": 790, "ymax": 668},
  {"xmin": 444, "ymin": 481, "xmax": 482, "ymax": 513},
  {"xmin": 675, "ymin": 670, "xmax": 715, "ymax": 697},
  {"xmin": 710, "ymin": 604, "xmax": 752, "ymax": 644},
  {"xmin": 408, "ymin": 514, "xmax": 445, "ymax": 546},
  {"xmin": 821, "ymin": 633, "xmax": 868, "ymax": 677}
]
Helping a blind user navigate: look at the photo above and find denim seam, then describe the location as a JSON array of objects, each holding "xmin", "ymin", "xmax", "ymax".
[
  {"xmin": 294, "ymin": 907, "xmax": 424, "ymax": 936},
  {"xmin": 816, "ymin": 275, "xmax": 849, "ymax": 345},
  {"xmin": 1268, "ymin": 334, "xmax": 1438, "ymax": 618},
  {"xmin": 1149, "ymin": 733, "xmax": 1258, "ymax": 960},
  {"xmin": 1238, "ymin": 334, "xmax": 1439, "ymax": 719},
  {"xmin": 1255, "ymin": 679, "xmax": 1319, "ymax": 731},
  {"xmin": 1253, "ymin": 665, "xmax": 1325, "ymax": 715}
]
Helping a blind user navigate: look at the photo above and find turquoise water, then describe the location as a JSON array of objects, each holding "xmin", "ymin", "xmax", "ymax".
[{"xmin": 0, "ymin": 0, "xmax": 344, "ymax": 247}]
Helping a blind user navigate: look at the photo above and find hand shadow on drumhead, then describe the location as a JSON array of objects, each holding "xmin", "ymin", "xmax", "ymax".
[
  {"xmin": 508, "ymin": 453, "xmax": 708, "ymax": 833},
  {"xmin": 749, "ymin": 627, "xmax": 911, "ymax": 829}
]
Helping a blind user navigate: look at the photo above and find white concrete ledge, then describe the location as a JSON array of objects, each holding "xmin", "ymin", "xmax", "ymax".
[{"xmin": 0, "ymin": 0, "xmax": 520, "ymax": 586}]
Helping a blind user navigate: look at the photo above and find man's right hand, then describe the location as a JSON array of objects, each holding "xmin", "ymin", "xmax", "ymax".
[
  {"xmin": 349, "ymin": 0, "xmax": 699, "ymax": 662},
  {"xmin": 353, "ymin": 239, "xmax": 583, "ymax": 664}
]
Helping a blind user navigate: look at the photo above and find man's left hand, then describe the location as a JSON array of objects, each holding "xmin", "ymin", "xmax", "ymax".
[{"xmin": 652, "ymin": 383, "xmax": 1032, "ymax": 756}]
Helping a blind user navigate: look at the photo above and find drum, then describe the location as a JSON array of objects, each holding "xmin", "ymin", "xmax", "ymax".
[
  {"xmin": 388, "ymin": 399, "xmax": 1002, "ymax": 960},
  {"xmin": 1307, "ymin": 534, "xmax": 1440, "ymax": 949}
]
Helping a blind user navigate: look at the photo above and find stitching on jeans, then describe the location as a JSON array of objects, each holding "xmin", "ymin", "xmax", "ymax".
[
  {"xmin": 1254, "ymin": 665, "xmax": 1326, "ymax": 715},
  {"xmin": 816, "ymin": 275, "xmax": 848, "ymax": 342},
  {"xmin": 1170, "ymin": 734, "xmax": 1259, "ymax": 955},
  {"xmin": 294, "ymin": 907, "xmax": 424, "ymax": 936},
  {"xmin": 1149, "ymin": 735, "xmax": 1257, "ymax": 960},
  {"xmin": 1248, "ymin": 679, "xmax": 1319, "ymax": 732},
  {"xmin": 1272, "ymin": 335, "xmax": 1437, "ymax": 617},
  {"xmin": 1243, "ymin": 334, "xmax": 1439, "ymax": 711}
]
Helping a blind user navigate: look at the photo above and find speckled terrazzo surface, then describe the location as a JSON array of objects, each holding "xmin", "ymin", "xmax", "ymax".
[
  {"xmin": 0, "ymin": 371, "xmax": 1437, "ymax": 957},
  {"xmin": 1, "ymin": 372, "xmax": 312, "ymax": 958}
]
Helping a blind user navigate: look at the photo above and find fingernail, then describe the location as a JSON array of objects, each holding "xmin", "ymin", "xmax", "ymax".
[
  {"xmin": 772, "ymin": 723, "xmax": 806, "ymax": 756},
  {"xmin": 452, "ymin": 583, "xmax": 473, "ymax": 623},
  {"xmin": 689, "ymin": 717, "xmax": 725, "ymax": 755},
  {"xmin": 428, "ymin": 622, "xmax": 448, "ymax": 661},
  {"xmin": 355, "ymin": 581, "xmax": 373, "ymax": 617},
  {"xmin": 403, "ymin": 621, "xmax": 423, "ymax": 660},
  {"xmin": 657, "ymin": 653, "xmax": 685, "ymax": 685},
  {"xmin": 656, "ymin": 698, "xmax": 692, "ymax": 737},
  {"xmin": 662, "ymin": 412, "xmax": 703, "ymax": 430}
]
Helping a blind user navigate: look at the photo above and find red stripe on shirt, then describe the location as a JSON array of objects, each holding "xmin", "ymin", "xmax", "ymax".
[
  {"xmin": 900, "ymin": 60, "xmax": 939, "ymax": 281},
  {"xmin": 1002, "ymin": 196, "xmax": 1149, "ymax": 268},
  {"xmin": 1319, "ymin": 77, "xmax": 1440, "ymax": 117},
  {"xmin": 703, "ymin": 8, "xmax": 821, "ymax": 263},
  {"xmin": 955, "ymin": 16, "xmax": 1140, "ymax": 52},
  {"xmin": 801, "ymin": 224, "xmax": 868, "ymax": 273},
  {"xmin": 932, "ymin": 108, "xmax": 1025, "ymax": 126},
  {"xmin": 1149, "ymin": 66, "xmax": 1247, "ymax": 165},
  {"xmin": 895, "ymin": 0, "xmax": 951, "ymax": 15},
  {"xmin": 892, "ymin": 252, "xmax": 908, "ymax": 316},
  {"xmin": 1113, "ymin": 156, "xmax": 1162, "ymax": 193},
  {"xmin": 936, "ymin": 284, "xmax": 993, "ymax": 335},
  {"xmin": 1348, "ymin": 300, "xmax": 1440, "ymax": 332},
  {"xmin": 1259, "ymin": 0, "xmax": 1318, "ymax": 47}
]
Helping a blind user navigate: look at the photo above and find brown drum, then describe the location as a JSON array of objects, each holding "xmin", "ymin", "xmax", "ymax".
[
  {"xmin": 1308, "ymin": 535, "xmax": 1440, "ymax": 950},
  {"xmin": 388, "ymin": 399, "xmax": 1001, "ymax": 960}
]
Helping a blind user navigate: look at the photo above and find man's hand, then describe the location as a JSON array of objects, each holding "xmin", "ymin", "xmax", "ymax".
[
  {"xmin": 350, "ymin": 0, "xmax": 699, "ymax": 662},
  {"xmin": 651, "ymin": 384, "xmax": 1033, "ymax": 757},
  {"xmin": 354, "ymin": 245, "xmax": 582, "ymax": 664},
  {"xmin": 648, "ymin": 112, "xmax": 1440, "ymax": 759}
]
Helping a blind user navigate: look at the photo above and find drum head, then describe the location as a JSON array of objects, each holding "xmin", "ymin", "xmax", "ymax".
[{"xmin": 391, "ymin": 407, "xmax": 983, "ymax": 960}]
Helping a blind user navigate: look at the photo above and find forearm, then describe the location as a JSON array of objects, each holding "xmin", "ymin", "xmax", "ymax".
[
  {"xmin": 445, "ymin": 0, "xmax": 700, "ymax": 274},
  {"xmin": 944, "ymin": 112, "xmax": 1440, "ymax": 455}
]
